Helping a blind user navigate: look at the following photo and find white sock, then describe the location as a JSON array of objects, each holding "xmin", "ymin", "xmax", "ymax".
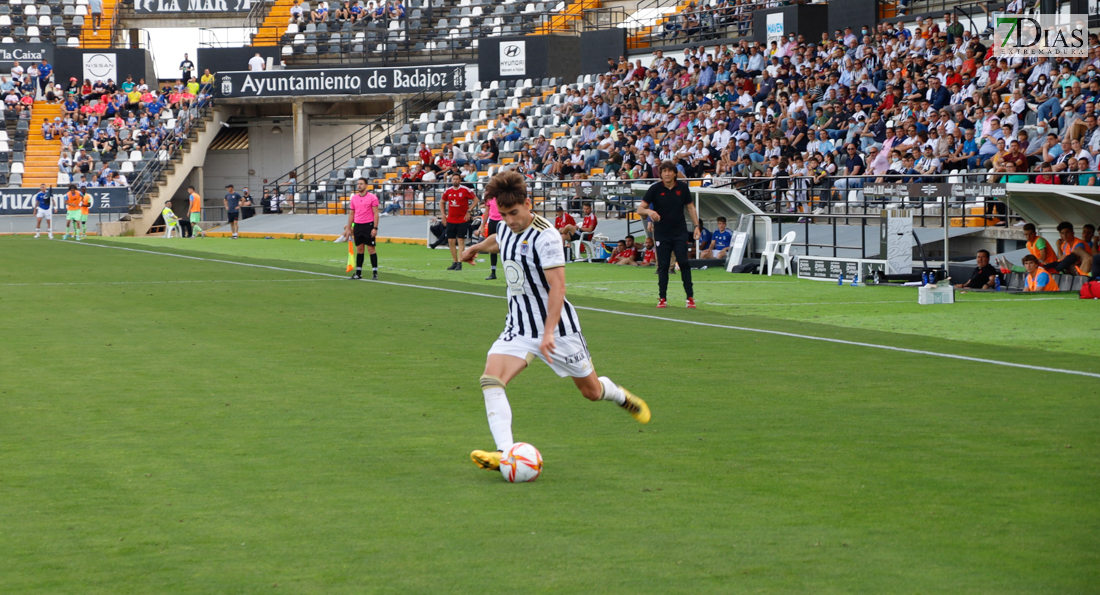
[
  {"xmin": 598, "ymin": 377, "xmax": 626, "ymax": 405},
  {"xmin": 483, "ymin": 386, "xmax": 514, "ymax": 452}
]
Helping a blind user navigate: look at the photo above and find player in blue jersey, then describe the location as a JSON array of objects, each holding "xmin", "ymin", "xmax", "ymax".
[
  {"xmin": 696, "ymin": 220, "xmax": 712, "ymax": 255},
  {"xmin": 705, "ymin": 216, "xmax": 733, "ymax": 260},
  {"xmin": 32, "ymin": 184, "xmax": 54, "ymax": 239}
]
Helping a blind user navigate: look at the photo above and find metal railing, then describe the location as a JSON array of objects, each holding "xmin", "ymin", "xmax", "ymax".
[
  {"xmin": 198, "ymin": 8, "xmax": 592, "ymax": 67},
  {"xmin": 68, "ymin": 27, "xmax": 155, "ymax": 50},
  {"xmin": 265, "ymin": 175, "xmax": 650, "ymax": 218},
  {"xmin": 625, "ymin": 4, "xmax": 753, "ymax": 49},
  {"xmin": 255, "ymin": 171, "xmax": 1087, "ymax": 265},
  {"xmin": 262, "ymin": 66, "xmax": 463, "ymax": 196},
  {"xmin": 246, "ymin": 0, "xmax": 272, "ymax": 34},
  {"xmin": 127, "ymin": 96, "xmax": 215, "ymax": 208},
  {"xmin": 878, "ymin": 0, "xmax": 1006, "ymax": 23}
]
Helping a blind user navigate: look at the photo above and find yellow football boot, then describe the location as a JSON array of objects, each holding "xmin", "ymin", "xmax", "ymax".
[
  {"xmin": 470, "ymin": 449, "xmax": 503, "ymax": 470},
  {"xmin": 619, "ymin": 387, "xmax": 651, "ymax": 424}
]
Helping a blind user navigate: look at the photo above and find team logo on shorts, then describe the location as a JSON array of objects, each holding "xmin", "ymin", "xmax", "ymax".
[{"xmin": 520, "ymin": 241, "xmax": 529, "ymax": 256}]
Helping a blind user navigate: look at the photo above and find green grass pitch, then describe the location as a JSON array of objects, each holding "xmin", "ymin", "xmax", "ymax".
[{"xmin": 1, "ymin": 236, "xmax": 1097, "ymax": 594}]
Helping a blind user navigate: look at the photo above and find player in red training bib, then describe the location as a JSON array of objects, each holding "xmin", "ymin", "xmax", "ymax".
[{"xmin": 440, "ymin": 174, "xmax": 477, "ymax": 271}]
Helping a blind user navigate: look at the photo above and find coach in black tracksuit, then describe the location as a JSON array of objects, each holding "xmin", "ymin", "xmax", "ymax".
[{"xmin": 638, "ymin": 161, "xmax": 702, "ymax": 307}]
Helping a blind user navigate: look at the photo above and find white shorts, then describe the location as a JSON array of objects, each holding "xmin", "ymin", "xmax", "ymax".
[
  {"xmin": 36, "ymin": 208, "xmax": 52, "ymax": 220},
  {"xmin": 488, "ymin": 331, "xmax": 594, "ymax": 378}
]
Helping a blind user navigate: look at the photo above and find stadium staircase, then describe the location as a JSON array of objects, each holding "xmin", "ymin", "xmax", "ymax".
[
  {"xmin": 263, "ymin": 79, "xmax": 467, "ymax": 214},
  {"xmin": 109, "ymin": 107, "xmax": 227, "ymax": 236},
  {"xmin": 23, "ymin": 102, "xmax": 63, "ymax": 188},
  {"xmin": 252, "ymin": 0, "xmax": 294, "ymax": 46},
  {"xmin": 79, "ymin": 0, "xmax": 119, "ymax": 48},
  {"xmin": 624, "ymin": 0, "xmax": 698, "ymax": 49},
  {"xmin": 533, "ymin": 0, "xmax": 599, "ymax": 34},
  {"xmin": 264, "ymin": 75, "xmax": 574, "ymax": 214}
]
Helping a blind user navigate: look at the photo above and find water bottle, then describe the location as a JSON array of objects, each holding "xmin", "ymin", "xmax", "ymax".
[
  {"xmin": 838, "ymin": 273, "xmax": 844, "ymax": 286},
  {"xmin": 851, "ymin": 274, "xmax": 859, "ymax": 287},
  {"xmin": 921, "ymin": 272, "xmax": 928, "ymax": 286},
  {"xmin": 994, "ymin": 275, "xmax": 1001, "ymax": 291}
]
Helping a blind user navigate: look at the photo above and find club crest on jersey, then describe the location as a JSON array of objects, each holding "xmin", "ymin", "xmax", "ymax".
[{"xmin": 520, "ymin": 241, "xmax": 529, "ymax": 256}]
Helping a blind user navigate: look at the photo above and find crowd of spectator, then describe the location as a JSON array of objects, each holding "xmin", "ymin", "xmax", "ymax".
[
  {"xmin": 288, "ymin": 0, "xmax": 405, "ymax": 25},
  {"xmin": 659, "ymin": 0, "xmax": 756, "ymax": 42},
  {"xmin": 2, "ymin": 58, "xmax": 54, "ymax": 117},
  {"xmin": 39, "ymin": 71, "xmax": 213, "ymax": 188},
  {"xmin": 442, "ymin": 16, "xmax": 1100, "ymax": 214}
]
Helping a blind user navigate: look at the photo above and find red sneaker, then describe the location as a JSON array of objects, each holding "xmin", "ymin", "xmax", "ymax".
[
  {"xmin": 656, "ymin": 298, "xmax": 668, "ymax": 309},
  {"xmin": 686, "ymin": 298, "xmax": 696, "ymax": 309}
]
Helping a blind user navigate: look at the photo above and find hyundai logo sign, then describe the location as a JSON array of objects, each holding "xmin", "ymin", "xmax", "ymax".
[{"xmin": 499, "ymin": 41, "xmax": 525, "ymax": 75}]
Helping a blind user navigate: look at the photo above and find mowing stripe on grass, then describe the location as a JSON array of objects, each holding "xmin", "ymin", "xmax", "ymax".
[{"xmin": 76, "ymin": 241, "xmax": 1100, "ymax": 380}]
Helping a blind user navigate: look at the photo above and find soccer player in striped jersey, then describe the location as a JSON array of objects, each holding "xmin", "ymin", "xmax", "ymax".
[{"xmin": 460, "ymin": 171, "xmax": 650, "ymax": 473}]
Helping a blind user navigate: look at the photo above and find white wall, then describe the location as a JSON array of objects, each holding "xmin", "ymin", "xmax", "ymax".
[{"xmin": 202, "ymin": 119, "xmax": 371, "ymax": 197}]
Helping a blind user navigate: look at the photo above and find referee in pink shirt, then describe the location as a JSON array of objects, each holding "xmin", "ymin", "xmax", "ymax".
[{"xmin": 344, "ymin": 178, "xmax": 381, "ymax": 280}]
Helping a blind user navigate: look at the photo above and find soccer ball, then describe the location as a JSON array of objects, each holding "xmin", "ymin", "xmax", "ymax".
[{"xmin": 500, "ymin": 442, "xmax": 543, "ymax": 483}]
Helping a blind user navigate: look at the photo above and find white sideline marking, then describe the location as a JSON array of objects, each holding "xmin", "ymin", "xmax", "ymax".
[
  {"xmin": 1, "ymin": 279, "xmax": 334, "ymax": 287},
  {"xmin": 74, "ymin": 241, "xmax": 1100, "ymax": 380},
  {"xmin": 570, "ymin": 279, "xmax": 799, "ymax": 285},
  {"xmin": 704, "ymin": 297, "xmax": 1076, "ymax": 307}
]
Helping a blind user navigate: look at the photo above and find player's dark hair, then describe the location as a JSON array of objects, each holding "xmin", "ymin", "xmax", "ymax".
[
  {"xmin": 1056, "ymin": 221, "xmax": 1073, "ymax": 232},
  {"xmin": 977, "ymin": 249, "xmax": 990, "ymax": 258},
  {"xmin": 357, "ymin": 177, "xmax": 369, "ymax": 185},
  {"xmin": 1085, "ymin": 223, "xmax": 1096, "ymax": 232},
  {"xmin": 1022, "ymin": 254, "xmax": 1038, "ymax": 265},
  {"xmin": 68, "ymin": 184, "xmax": 76, "ymax": 190},
  {"xmin": 1023, "ymin": 223, "xmax": 1036, "ymax": 233},
  {"xmin": 486, "ymin": 171, "xmax": 527, "ymax": 209},
  {"xmin": 659, "ymin": 160, "xmax": 677, "ymax": 173},
  {"xmin": 717, "ymin": 216, "xmax": 727, "ymax": 223},
  {"xmin": 187, "ymin": 185, "xmax": 194, "ymax": 191}
]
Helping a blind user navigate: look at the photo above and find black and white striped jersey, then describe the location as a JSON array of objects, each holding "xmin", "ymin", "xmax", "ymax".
[{"xmin": 496, "ymin": 215, "xmax": 582, "ymax": 339}]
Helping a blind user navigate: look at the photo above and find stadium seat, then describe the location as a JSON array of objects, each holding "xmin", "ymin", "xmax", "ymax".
[{"xmin": 759, "ymin": 231, "xmax": 796, "ymax": 276}]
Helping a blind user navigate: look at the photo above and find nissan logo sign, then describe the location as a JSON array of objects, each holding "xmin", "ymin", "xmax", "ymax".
[
  {"xmin": 504, "ymin": 45, "xmax": 520, "ymax": 57},
  {"xmin": 86, "ymin": 54, "xmax": 113, "ymax": 78}
]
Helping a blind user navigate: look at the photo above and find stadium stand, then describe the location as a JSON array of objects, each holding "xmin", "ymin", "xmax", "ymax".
[
  {"xmin": 9, "ymin": 76, "xmax": 214, "ymax": 190},
  {"xmin": 624, "ymin": 0, "xmax": 755, "ymax": 49},
  {"xmin": 264, "ymin": 6, "xmax": 1100, "ymax": 244},
  {"xmin": 0, "ymin": 0, "xmax": 117, "ymax": 48},
  {"xmin": 23, "ymin": 101, "xmax": 62, "ymax": 187},
  {"xmin": 245, "ymin": 0, "xmax": 604, "ymax": 65},
  {"xmin": 1, "ymin": 69, "xmax": 35, "ymax": 188}
]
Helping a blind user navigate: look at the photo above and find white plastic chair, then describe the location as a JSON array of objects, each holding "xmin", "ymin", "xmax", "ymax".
[
  {"xmin": 758, "ymin": 230, "xmax": 795, "ymax": 276},
  {"xmin": 570, "ymin": 232, "xmax": 596, "ymax": 263}
]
